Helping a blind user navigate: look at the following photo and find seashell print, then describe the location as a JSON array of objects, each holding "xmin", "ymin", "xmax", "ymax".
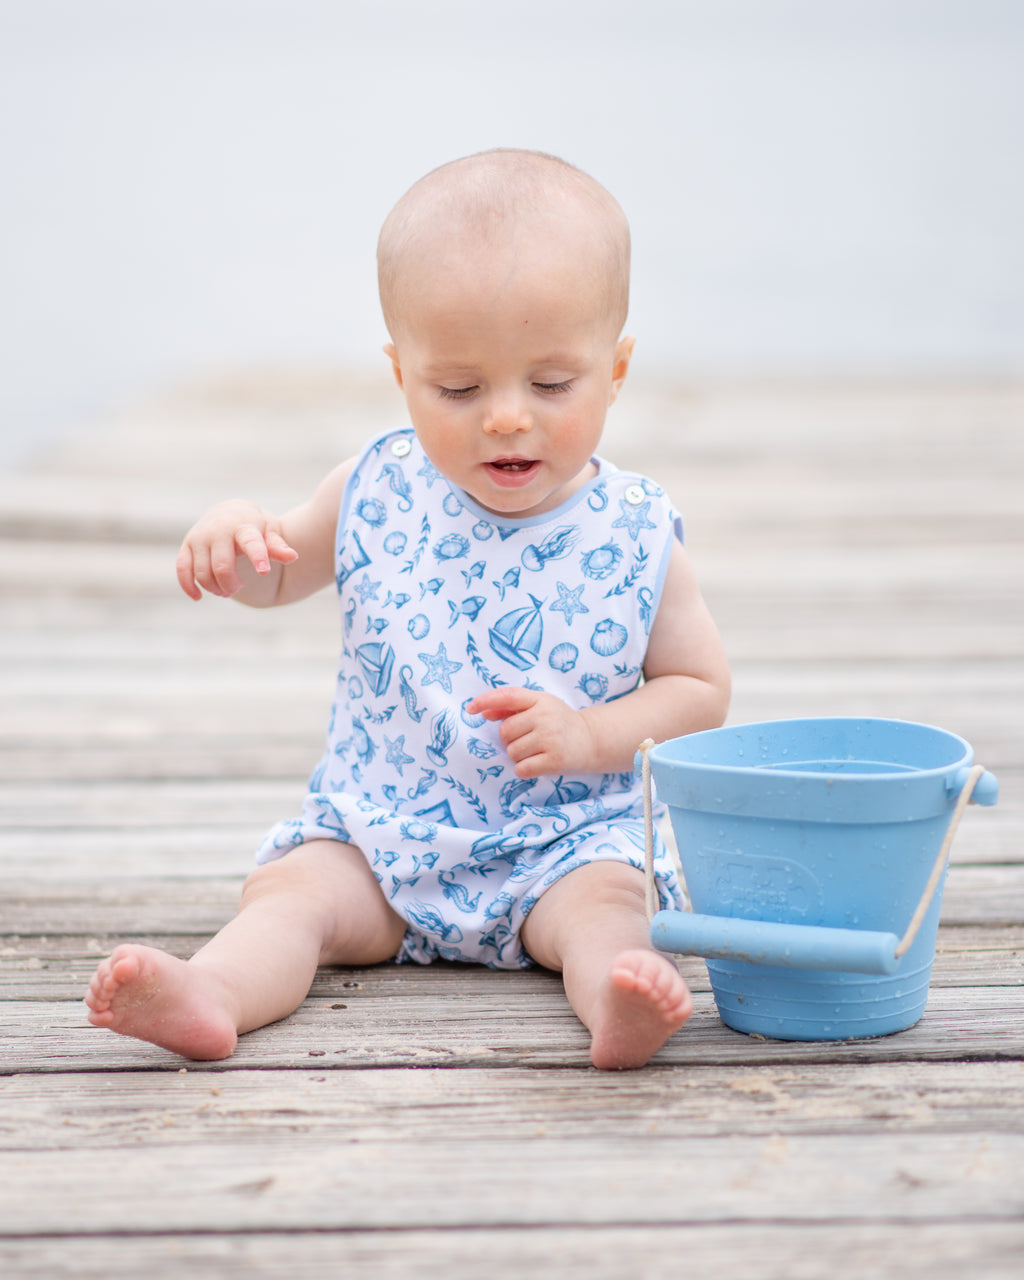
[
  {"xmin": 408, "ymin": 613, "xmax": 430, "ymax": 640},
  {"xmin": 472, "ymin": 520, "xmax": 494, "ymax": 541},
  {"xmin": 383, "ymin": 531, "xmax": 407, "ymax": 555},
  {"xmin": 590, "ymin": 618, "xmax": 628, "ymax": 656},
  {"xmin": 548, "ymin": 642, "xmax": 579, "ymax": 672},
  {"xmin": 461, "ymin": 699, "xmax": 487, "ymax": 728}
]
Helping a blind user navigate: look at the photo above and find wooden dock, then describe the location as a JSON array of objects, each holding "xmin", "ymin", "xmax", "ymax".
[{"xmin": 2, "ymin": 375, "xmax": 1022, "ymax": 1277}]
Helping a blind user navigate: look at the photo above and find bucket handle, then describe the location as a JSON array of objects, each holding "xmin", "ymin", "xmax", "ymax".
[
  {"xmin": 893, "ymin": 761, "xmax": 985, "ymax": 956},
  {"xmin": 639, "ymin": 739, "xmax": 991, "ymax": 970}
]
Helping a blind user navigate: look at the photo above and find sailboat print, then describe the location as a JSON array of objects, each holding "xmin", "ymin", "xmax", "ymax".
[
  {"xmin": 336, "ymin": 529, "xmax": 371, "ymax": 589},
  {"xmin": 354, "ymin": 641, "xmax": 395, "ymax": 696},
  {"xmin": 488, "ymin": 594, "xmax": 544, "ymax": 671}
]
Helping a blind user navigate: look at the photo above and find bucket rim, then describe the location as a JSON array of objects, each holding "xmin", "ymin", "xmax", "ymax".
[{"xmin": 648, "ymin": 716, "xmax": 974, "ymax": 784}]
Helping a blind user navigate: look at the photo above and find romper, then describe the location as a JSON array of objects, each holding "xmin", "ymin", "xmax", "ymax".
[{"xmin": 256, "ymin": 428, "xmax": 687, "ymax": 967}]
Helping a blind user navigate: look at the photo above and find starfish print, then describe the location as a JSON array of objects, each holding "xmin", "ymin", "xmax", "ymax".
[
  {"xmin": 354, "ymin": 572, "xmax": 382, "ymax": 604},
  {"xmin": 418, "ymin": 457, "xmax": 441, "ymax": 487},
  {"xmin": 418, "ymin": 641, "xmax": 463, "ymax": 694},
  {"xmin": 549, "ymin": 580, "xmax": 590, "ymax": 626},
  {"xmin": 384, "ymin": 733, "xmax": 416, "ymax": 776},
  {"xmin": 611, "ymin": 496, "xmax": 657, "ymax": 541}
]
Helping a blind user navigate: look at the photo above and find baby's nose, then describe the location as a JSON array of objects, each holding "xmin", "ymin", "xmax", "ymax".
[{"xmin": 482, "ymin": 390, "xmax": 531, "ymax": 434}]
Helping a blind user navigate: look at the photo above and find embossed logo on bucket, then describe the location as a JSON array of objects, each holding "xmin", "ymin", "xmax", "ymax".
[{"xmin": 710, "ymin": 851, "xmax": 824, "ymax": 922}]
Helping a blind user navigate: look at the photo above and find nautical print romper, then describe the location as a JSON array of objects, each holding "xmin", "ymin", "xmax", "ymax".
[{"xmin": 256, "ymin": 428, "xmax": 687, "ymax": 968}]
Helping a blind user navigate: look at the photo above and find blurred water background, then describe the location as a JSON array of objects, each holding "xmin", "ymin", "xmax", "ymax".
[{"xmin": 1, "ymin": 0, "xmax": 1022, "ymax": 466}]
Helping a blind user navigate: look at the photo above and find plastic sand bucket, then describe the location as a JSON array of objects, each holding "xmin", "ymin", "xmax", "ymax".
[{"xmin": 644, "ymin": 718, "xmax": 998, "ymax": 1041}]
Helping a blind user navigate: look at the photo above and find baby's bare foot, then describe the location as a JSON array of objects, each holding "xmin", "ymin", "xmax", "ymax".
[
  {"xmin": 85, "ymin": 944, "xmax": 238, "ymax": 1060},
  {"xmin": 589, "ymin": 949, "xmax": 693, "ymax": 1070}
]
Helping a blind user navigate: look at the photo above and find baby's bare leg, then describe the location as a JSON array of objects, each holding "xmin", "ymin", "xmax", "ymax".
[
  {"xmin": 85, "ymin": 841, "xmax": 405, "ymax": 1060},
  {"xmin": 520, "ymin": 861, "xmax": 692, "ymax": 1070}
]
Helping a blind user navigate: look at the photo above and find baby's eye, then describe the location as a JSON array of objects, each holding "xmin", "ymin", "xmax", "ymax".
[
  {"xmin": 438, "ymin": 385, "xmax": 477, "ymax": 401},
  {"xmin": 533, "ymin": 380, "xmax": 574, "ymax": 395}
]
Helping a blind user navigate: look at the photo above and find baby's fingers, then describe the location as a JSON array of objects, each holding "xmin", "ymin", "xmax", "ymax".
[
  {"xmin": 203, "ymin": 530, "xmax": 247, "ymax": 596},
  {"xmin": 466, "ymin": 687, "xmax": 534, "ymax": 721},
  {"xmin": 265, "ymin": 529, "xmax": 299, "ymax": 565},
  {"xmin": 175, "ymin": 544, "xmax": 202, "ymax": 601},
  {"xmin": 234, "ymin": 524, "xmax": 275, "ymax": 576}
]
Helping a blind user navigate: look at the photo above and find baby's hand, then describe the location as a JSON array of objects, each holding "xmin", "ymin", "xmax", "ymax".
[
  {"xmin": 175, "ymin": 500, "xmax": 299, "ymax": 601},
  {"xmin": 466, "ymin": 688, "xmax": 597, "ymax": 779}
]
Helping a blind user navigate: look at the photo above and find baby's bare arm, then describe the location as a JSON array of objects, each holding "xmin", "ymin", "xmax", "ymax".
[
  {"xmin": 175, "ymin": 459, "xmax": 355, "ymax": 606},
  {"xmin": 469, "ymin": 542, "xmax": 730, "ymax": 777}
]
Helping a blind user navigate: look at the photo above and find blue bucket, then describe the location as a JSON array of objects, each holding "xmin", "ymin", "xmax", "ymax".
[{"xmin": 647, "ymin": 718, "xmax": 998, "ymax": 1041}]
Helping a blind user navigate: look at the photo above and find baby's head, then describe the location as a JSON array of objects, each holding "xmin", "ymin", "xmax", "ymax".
[
  {"xmin": 376, "ymin": 151, "xmax": 636, "ymax": 519},
  {"xmin": 378, "ymin": 149, "xmax": 631, "ymax": 347}
]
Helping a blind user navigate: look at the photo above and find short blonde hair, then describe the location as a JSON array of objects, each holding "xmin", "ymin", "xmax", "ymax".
[{"xmin": 377, "ymin": 149, "xmax": 631, "ymax": 336}]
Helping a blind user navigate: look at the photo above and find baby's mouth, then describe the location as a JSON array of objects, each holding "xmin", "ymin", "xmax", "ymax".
[{"xmin": 489, "ymin": 457, "xmax": 537, "ymax": 472}]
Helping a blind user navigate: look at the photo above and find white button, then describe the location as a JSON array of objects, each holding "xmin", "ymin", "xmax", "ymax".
[
  {"xmin": 391, "ymin": 437, "xmax": 412, "ymax": 457},
  {"xmin": 625, "ymin": 484, "xmax": 645, "ymax": 504}
]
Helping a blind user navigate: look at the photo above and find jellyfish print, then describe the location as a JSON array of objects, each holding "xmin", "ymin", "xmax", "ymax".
[
  {"xmin": 405, "ymin": 900, "xmax": 464, "ymax": 944},
  {"xmin": 425, "ymin": 707, "xmax": 458, "ymax": 767},
  {"xmin": 521, "ymin": 525, "xmax": 581, "ymax": 571}
]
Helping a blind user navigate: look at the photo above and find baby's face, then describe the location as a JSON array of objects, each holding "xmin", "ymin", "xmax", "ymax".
[{"xmin": 385, "ymin": 231, "xmax": 632, "ymax": 520}]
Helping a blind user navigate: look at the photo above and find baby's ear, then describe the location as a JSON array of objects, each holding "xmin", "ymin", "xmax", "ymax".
[
  {"xmin": 383, "ymin": 343, "xmax": 404, "ymax": 390},
  {"xmin": 609, "ymin": 335, "xmax": 636, "ymax": 404}
]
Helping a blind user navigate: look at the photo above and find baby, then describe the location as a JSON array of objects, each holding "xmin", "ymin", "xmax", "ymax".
[{"xmin": 86, "ymin": 149, "xmax": 730, "ymax": 1070}]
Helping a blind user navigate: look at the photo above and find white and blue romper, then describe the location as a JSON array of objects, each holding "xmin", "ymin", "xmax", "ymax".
[{"xmin": 256, "ymin": 428, "xmax": 686, "ymax": 967}]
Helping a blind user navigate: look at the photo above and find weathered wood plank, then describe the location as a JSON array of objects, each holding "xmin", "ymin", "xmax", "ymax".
[
  {"xmin": 5, "ymin": 987, "xmax": 1024, "ymax": 1074},
  {"xmin": 1, "ymin": 1129, "xmax": 1022, "ymax": 1236},
  {"xmin": 3, "ymin": 1061, "xmax": 1023, "ymax": 1149},
  {"xmin": 3, "ymin": 1222, "xmax": 1023, "ymax": 1280}
]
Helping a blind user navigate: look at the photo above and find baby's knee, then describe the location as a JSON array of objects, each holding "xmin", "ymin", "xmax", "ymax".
[
  {"xmin": 240, "ymin": 852, "xmax": 320, "ymax": 903},
  {"xmin": 570, "ymin": 859, "xmax": 648, "ymax": 911}
]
